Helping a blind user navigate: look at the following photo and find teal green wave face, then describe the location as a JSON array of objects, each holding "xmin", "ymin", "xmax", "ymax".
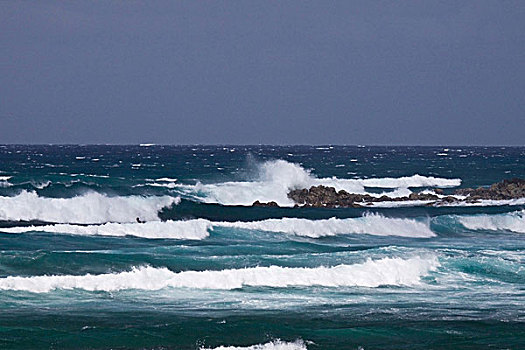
[{"xmin": 0, "ymin": 146, "xmax": 524, "ymax": 349}]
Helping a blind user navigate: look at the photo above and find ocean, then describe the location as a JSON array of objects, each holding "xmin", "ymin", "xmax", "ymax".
[{"xmin": 0, "ymin": 145, "xmax": 523, "ymax": 349}]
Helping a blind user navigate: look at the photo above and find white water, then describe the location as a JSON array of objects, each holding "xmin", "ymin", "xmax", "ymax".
[
  {"xmin": 217, "ymin": 215, "xmax": 434, "ymax": 238},
  {"xmin": 201, "ymin": 340, "xmax": 308, "ymax": 350},
  {"xmin": 176, "ymin": 160, "xmax": 461, "ymax": 206},
  {"xmin": 2, "ymin": 219, "xmax": 211, "ymax": 239},
  {"xmin": 0, "ymin": 180, "xmax": 12, "ymax": 188},
  {"xmin": 156, "ymin": 177, "xmax": 178, "ymax": 182},
  {"xmin": 459, "ymin": 210, "xmax": 525, "ymax": 233},
  {"xmin": 444, "ymin": 198, "xmax": 525, "ymax": 207},
  {"xmin": 2, "ymin": 214, "xmax": 434, "ymax": 239},
  {"xmin": 0, "ymin": 191, "xmax": 179, "ymax": 224},
  {"xmin": 0, "ymin": 256, "xmax": 439, "ymax": 293}
]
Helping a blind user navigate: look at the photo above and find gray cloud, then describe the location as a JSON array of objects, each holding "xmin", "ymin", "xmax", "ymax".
[{"xmin": 1, "ymin": 1, "xmax": 524, "ymax": 144}]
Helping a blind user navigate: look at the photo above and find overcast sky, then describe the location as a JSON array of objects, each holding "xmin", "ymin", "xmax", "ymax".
[{"xmin": 1, "ymin": 1, "xmax": 524, "ymax": 145}]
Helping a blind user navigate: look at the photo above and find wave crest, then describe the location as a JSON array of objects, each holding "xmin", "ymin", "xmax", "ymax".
[
  {"xmin": 0, "ymin": 256, "xmax": 439, "ymax": 293},
  {"xmin": 201, "ymin": 340, "xmax": 308, "ymax": 350},
  {"xmin": 219, "ymin": 214, "xmax": 434, "ymax": 238},
  {"xmin": 458, "ymin": 210, "xmax": 525, "ymax": 233},
  {"xmin": 2, "ymin": 214, "xmax": 434, "ymax": 239},
  {"xmin": 0, "ymin": 191, "xmax": 179, "ymax": 224},
  {"xmin": 2, "ymin": 219, "xmax": 210, "ymax": 239}
]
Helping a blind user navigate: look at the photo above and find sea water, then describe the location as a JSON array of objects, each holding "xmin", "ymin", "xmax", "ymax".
[{"xmin": 0, "ymin": 145, "xmax": 523, "ymax": 349}]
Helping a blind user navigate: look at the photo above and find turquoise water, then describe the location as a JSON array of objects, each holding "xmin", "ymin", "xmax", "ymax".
[{"xmin": 0, "ymin": 145, "xmax": 524, "ymax": 349}]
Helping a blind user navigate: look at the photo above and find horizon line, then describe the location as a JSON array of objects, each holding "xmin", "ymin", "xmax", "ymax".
[{"xmin": 0, "ymin": 143, "xmax": 524, "ymax": 147}]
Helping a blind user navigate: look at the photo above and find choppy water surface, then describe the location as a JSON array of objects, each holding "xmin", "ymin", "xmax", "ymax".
[{"xmin": 0, "ymin": 145, "xmax": 523, "ymax": 349}]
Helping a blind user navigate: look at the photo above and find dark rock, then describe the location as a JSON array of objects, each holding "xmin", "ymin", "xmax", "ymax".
[
  {"xmin": 408, "ymin": 193, "xmax": 438, "ymax": 201},
  {"xmin": 286, "ymin": 178, "xmax": 525, "ymax": 208},
  {"xmin": 252, "ymin": 200, "xmax": 279, "ymax": 207},
  {"xmin": 453, "ymin": 178, "xmax": 525, "ymax": 200}
]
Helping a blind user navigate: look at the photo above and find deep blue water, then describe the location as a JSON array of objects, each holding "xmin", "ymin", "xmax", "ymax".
[{"xmin": 0, "ymin": 145, "xmax": 523, "ymax": 349}]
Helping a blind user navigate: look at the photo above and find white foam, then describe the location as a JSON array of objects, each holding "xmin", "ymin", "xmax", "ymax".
[
  {"xmin": 2, "ymin": 219, "xmax": 210, "ymax": 239},
  {"xmin": 147, "ymin": 182, "xmax": 179, "ymax": 189},
  {"xmin": 156, "ymin": 177, "xmax": 178, "ymax": 182},
  {"xmin": 201, "ymin": 340, "xmax": 307, "ymax": 350},
  {"xmin": 0, "ymin": 256, "xmax": 440, "ymax": 293},
  {"xmin": 452, "ymin": 198, "xmax": 525, "ymax": 207},
  {"xmin": 218, "ymin": 214, "xmax": 435, "ymax": 238},
  {"xmin": 176, "ymin": 160, "xmax": 461, "ymax": 206},
  {"xmin": 28, "ymin": 180, "xmax": 52, "ymax": 190},
  {"xmin": 0, "ymin": 191, "xmax": 179, "ymax": 224},
  {"xmin": 3, "ymin": 215, "xmax": 434, "ymax": 239},
  {"xmin": 0, "ymin": 176, "xmax": 12, "ymax": 181},
  {"xmin": 84, "ymin": 174, "xmax": 110, "ymax": 179},
  {"xmin": 0, "ymin": 181, "xmax": 12, "ymax": 188},
  {"xmin": 459, "ymin": 210, "xmax": 525, "ymax": 233},
  {"xmin": 368, "ymin": 200, "xmax": 434, "ymax": 208}
]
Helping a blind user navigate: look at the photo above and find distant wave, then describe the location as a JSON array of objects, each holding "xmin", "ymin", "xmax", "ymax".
[
  {"xmin": 0, "ymin": 256, "xmax": 439, "ymax": 293},
  {"xmin": 201, "ymin": 340, "xmax": 308, "ymax": 350},
  {"xmin": 2, "ymin": 214, "xmax": 434, "ymax": 239},
  {"xmin": 175, "ymin": 160, "xmax": 461, "ymax": 206},
  {"xmin": 458, "ymin": 210, "xmax": 525, "ymax": 233},
  {"xmin": 0, "ymin": 190, "xmax": 179, "ymax": 224}
]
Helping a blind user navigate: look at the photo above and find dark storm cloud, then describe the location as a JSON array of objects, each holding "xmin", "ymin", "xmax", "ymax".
[{"xmin": 1, "ymin": 1, "xmax": 524, "ymax": 144}]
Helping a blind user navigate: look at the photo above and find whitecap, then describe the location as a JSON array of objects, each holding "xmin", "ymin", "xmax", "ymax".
[
  {"xmin": 217, "ymin": 214, "xmax": 434, "ymax": 238},
  {"xmin": 458, "ymin": 210, "xmax": 525, "ymax": 233},
  {"xmin": 0, "ymin": 191, "xmax": 179, "ymax": 224},
  {"xmin": 3, "ymin": 219, "xmax": 210, "ymax": 240},
  {"xmin": 201, "ymin": 339, "xmax": 308, "ymax": 350},
  {"xmin": 0, "ymin": 256, "xmax": 440, "ymax": 293},
  {"xmin": 156, "ymin": 177, "xmax": 178, "ymax": 182},
  {"xmin": 3, "ymin": 214, "xmax": 434, "ymax": 239}
]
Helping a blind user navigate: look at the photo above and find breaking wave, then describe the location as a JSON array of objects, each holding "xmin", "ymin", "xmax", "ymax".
[
  {"xmin": 2, "ymin": 214, "xmax": 434, "ymax": 239},
  {"xmin": 218, "ymin": 215, "xmax": 434, "ymax": 238},
  {"xmin": 0, "ymin": 256, "xmax": 439, "ymax": 293},
  {"xmin": 2, "ymin": 219, "xmax": 210, "ymax": 239},
  {"xmin": 176, "ymin": 160, "xmax": 461, "ymax": 206},
  {"xmin": 458, "ymin": 210, "xmax": 525, "ymax": 233},
  {"xmin": 201, "ymin": 340, "xmax": 308, "ymax": 350},
  {"xmin": 0, "ymin": 191, "xmax": 179, "ymax": 224}
]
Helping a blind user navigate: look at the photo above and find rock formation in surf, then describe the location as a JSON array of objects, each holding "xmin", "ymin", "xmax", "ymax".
[{"xmin": 268, "ymin": 178, "xmax": 525, "ymax": 208}]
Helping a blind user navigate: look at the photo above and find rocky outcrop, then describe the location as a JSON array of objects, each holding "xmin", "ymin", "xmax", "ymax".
[
  {"xmin": 282, "ymin": 178, "xmax": 525, "ymax": 208},
  {"xmin": 252, "ymin": 200, "xmax": 280, "ymax": 207},
  {"xmin": 454, "ymin": 178, "xmax": 525, "ymax": 200},
  {"xmin": 287, "ymin": 186, "xmax": 441, "ymax": 208}
]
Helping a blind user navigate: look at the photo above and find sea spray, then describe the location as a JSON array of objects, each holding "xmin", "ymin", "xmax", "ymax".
[
  {"xmin": 0, "ymin": 190, "xmax": 180, "ymax": 223},
  {"xmin": 175, "ymin": 160, "xmax": 461, "ymax": 206}
]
